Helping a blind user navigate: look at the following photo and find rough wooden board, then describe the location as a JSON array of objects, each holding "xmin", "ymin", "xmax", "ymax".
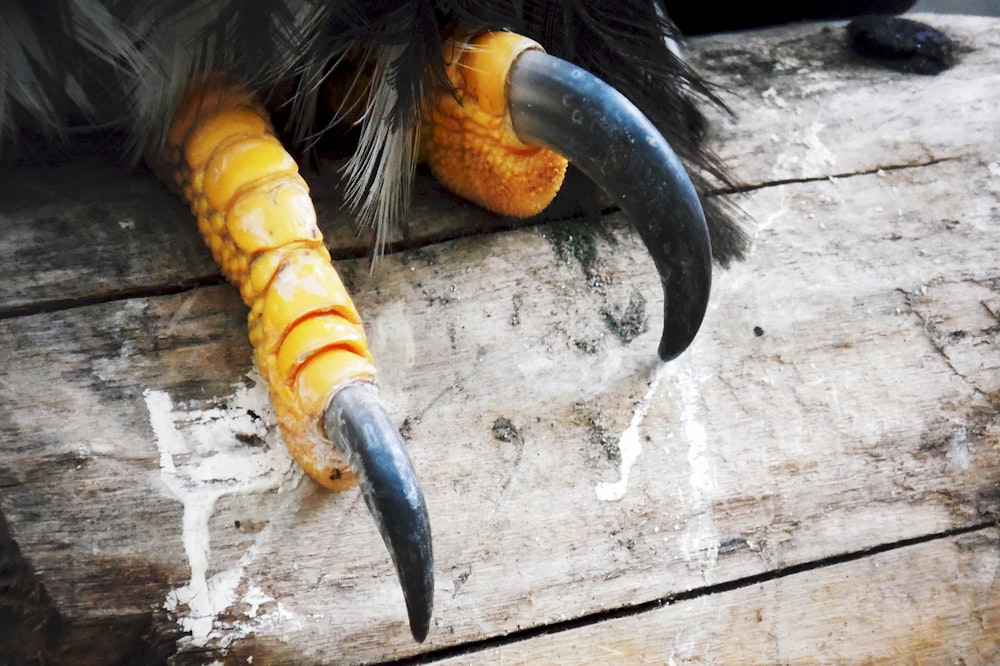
[
  {"xmin": 435, "ymin": 528, "xmax": 1000, "ymax": 665},
  {"xmin": 0, "ymin": 12, "xmax": 997, "ymax": 666},
  {"xmin": 0, "ymin": 290, "xmax": 236, "ymax": 663},
  {"xmin": 1, "ymin": 158, "xmax": 997, "ymax": 663},
  {"xmin": 0, "ymin": 146, "xmax": 544, "ymax": 313},
  {"xmin": 689, "ymin": 14, "xmax": 999, "ymax": 185}
]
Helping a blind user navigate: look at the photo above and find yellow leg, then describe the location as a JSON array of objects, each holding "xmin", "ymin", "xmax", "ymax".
[
  {"xmin": 158, "ymin": 76, "xmax": 373, "ymax": 492},
  {"xmin": 145, "ymin": 28, "xmax": 711, "ymax": 643}
]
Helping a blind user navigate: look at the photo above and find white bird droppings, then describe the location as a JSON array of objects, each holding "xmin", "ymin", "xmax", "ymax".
[
  {"xmin": 674, "ymin": 369, "xmax": 720, "ymax": 573},
  {"xmin": 144, "ymin": 371, "xmax": 302, "ymax": 647},
  {"xmin": 595, "ymin": 361, "xmax": 669, "ymax": 502}
]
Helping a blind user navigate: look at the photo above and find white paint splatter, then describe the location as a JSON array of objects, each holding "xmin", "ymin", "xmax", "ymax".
[
  {"xmin": 144, "ymin": 371, "xmax": 302, "ymax": 647},
  {"xmin": 772, "ymin": 121, "xmax": 837, "ymax": 180},
  {"xmin": 595, "ymin": 362, "xmax": 669, "ymax": 502},
  {"xmin": 673, "ymin": 369, "xmax": 720, "ymax": 574}
]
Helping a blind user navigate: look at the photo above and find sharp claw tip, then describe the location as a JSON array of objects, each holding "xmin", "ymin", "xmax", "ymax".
[
  {"xmin": 410, "ymin": 618, "xmax": 430, "ymax": 643},
  {"xmin": 402, "ymin": 554, "xmax": 434, "ymax": 642},
  {"xmin": 325, "ymin": 383, "xmax": 435, "ymax": 644},
  {"xmin": 658, "ymin": 333, "xmax": 692, "ymax": 362},
  {"xmin": 658, "ymin": 348, "xmax": 681, "ymax": 363}
]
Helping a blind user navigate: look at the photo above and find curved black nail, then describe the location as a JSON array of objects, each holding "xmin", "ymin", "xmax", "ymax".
[
  {"xmin": 323, "ymin": 383, "xmax": 433, "ymax": 642},
  {"xmin": 507, "ymin": 50, "xmax": 712, "ymax": 360}
]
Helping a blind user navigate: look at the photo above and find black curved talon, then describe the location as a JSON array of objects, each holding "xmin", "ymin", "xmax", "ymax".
[
  {"xmin": 507, "ymin": 50, "xmax": 713, "ymax": 361},
  {"xmin": 323, "ymin": 383, "xmax": 434, "ymax": 642}
]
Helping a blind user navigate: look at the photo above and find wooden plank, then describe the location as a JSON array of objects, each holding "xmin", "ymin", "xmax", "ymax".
[
  {"xmin": 4, "ymin": 14, "xmax": 995, "ymax": 310},
  {"xmin": 689, "ymin": 14, "xmax": 999, "ymax": 183},
  {"xmin": 435, "ymin": 528, "xmax": 1000, "ymax": 664},
  {"xmin": 2, "ymin": 157, "xmax": 997, "ymax": 663},
  {"xmin": 0, "ymin": 13, "xmax": 997, "ymax": 665},
  {"xmin": 0, "ymin": 137, "xmax": 216, "ymax": 313},
  {"xmin": 0, "ymin": 145, "xmax": 550, "ymax": 313}
]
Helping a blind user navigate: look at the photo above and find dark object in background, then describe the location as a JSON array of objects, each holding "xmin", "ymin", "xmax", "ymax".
[
  {"xmin": 847, "ymin": 15, "xmax": 957, "ymax": 74},
  {"xmin": 664, "ymin": 0, "xmax": 918, "ymax": 34}
]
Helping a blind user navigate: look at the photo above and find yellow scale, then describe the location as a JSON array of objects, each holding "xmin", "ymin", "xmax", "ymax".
[{"xmin": 157, "ymin": 32, "xmax": 567, "ymax": 493}]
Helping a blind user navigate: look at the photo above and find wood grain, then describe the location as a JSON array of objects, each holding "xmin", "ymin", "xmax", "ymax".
[{"xmin": 434, "ymin": 528, "xmax": 1000, "ymax": 665}]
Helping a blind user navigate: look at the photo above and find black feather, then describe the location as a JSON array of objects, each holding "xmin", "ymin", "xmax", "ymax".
[{"xmin": 0, "ymin": 0, "xmax": 751, "ymax": 262}]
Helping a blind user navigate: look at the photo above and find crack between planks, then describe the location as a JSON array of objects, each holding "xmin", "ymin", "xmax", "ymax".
[
  {"xmin": 0, "ymin": 213, "xmax": 602, "ymax": 320},
  {"xmin": 0, "ymin": 275, "xmax": 225, "ymax": 321},
  {"xmin": 0, "ymin": 153, "xmax": 958, "ymax": 321},
  {"xmin": 709, "ymin": 156, "xmax": 960, "ymax": 196},
  {"xmin": 393, "ymin": 521, "xmax": 995, "ymax": 665},
  {"xmin": 353, "ymin": 155, "xmax": 962, "ymax": 266}
]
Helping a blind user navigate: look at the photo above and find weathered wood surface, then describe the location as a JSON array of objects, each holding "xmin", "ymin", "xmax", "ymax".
[
  {"xmin": 1, "ymin": 13, "xmax": 997, "ymax": 665},
  {"xmin": 437, "ymin": 529, "xmax": 1000, "ymax": 664}
]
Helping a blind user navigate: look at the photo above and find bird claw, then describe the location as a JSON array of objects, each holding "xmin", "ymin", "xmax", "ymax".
[{"xmin": 323, "ymin": 383, "xmax": 434, "ymax": 642}]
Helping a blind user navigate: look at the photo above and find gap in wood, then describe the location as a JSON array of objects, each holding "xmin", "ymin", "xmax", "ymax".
[
  {"xmin": 0, "ymin": 144, "xmax": 956, "ymax": 323},
  {"xmin": 711, "ymin": 155, "xmax": 959, "ymax": 196},
  {"xmin": 331, "ymin": 212, "xmax": 602, "ymax": 263},
  {"xmin": 0, "ymin": 208, "xmax": 615, "ymax": 320},
  {"xmin": 397, "ymin": 521, "xmax": 995, "ymax": 666},
  {"xmin": 0, "ymin": 275, "xmax": 224, "ymax": 320}
]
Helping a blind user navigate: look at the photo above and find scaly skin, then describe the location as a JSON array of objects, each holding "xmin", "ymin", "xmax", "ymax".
[
  {"xmin": 158, "ymin": 76, "xmax": 372, "ymax": 492},
  {"xmin": 420, "ymin": 32, "xmax": 569, "ymax": 217},
  {"xmin": 155, "ymin": 33, "xmax": 570, "ymax": 493}
]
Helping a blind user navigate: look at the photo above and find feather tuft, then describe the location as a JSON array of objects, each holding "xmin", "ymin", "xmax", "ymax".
[{"xmin": 1, "ymin": 0, "xmax": 752, "ymax": 262}]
